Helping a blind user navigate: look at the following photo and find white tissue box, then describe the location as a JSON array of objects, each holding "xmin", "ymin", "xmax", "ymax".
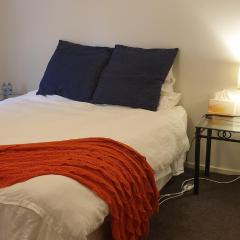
[{"xmin": 208, "ymin": 99, "xmax": 237, "ymax": 116}]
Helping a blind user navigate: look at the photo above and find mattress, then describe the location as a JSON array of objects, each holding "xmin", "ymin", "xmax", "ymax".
[{"xmin": 0, "ymin": 92, "xmax": 189, "ymax": 240}]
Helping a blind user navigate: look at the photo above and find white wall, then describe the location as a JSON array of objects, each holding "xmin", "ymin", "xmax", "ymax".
[{"xmin": 1, "ymin": 0, "xmax": 240, "ymax": 173}]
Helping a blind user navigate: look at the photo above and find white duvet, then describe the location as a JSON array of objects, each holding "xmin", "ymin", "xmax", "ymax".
[{"xmin": 0, "ymin": 92, "xmax": 189, "ymax": 240}]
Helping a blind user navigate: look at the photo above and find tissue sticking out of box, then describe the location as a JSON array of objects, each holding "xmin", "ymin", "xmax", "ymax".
[{"xmin": 208, "ymin": 89, "xmax": 240, "ymax": 116}]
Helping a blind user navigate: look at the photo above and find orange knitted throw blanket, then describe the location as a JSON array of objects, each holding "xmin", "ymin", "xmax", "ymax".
[{"xmin": 0, "ymin": 137, "xmax": 159, "ymax": 240}]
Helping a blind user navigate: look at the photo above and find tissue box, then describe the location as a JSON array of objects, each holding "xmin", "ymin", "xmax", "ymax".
[{"xmin": 208, "ymin": 99, "xmax": 237, "ymax": 116}]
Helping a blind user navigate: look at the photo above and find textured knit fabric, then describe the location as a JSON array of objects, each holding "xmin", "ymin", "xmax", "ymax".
[{"xmin": 0, "ymin": 137, "xmax": 159, "ymax": 240}]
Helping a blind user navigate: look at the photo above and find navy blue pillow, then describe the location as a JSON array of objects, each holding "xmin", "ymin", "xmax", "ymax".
[
  {"xmin": 37, "ymin": 40, "xmax": 112, "ymax": 102},
  {"xmin": 93, "ymin": 45, "xmax": 178, "ymax": 111}
]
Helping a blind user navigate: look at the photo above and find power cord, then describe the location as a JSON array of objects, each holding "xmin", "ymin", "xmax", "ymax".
[
  {"xmin": 181, "ymin": 176, "xmax": 240, "ymax": 187},
  {"xmin": 158, "ymin": 181, "xmax": 194, "ymax": 206},
  {"xmin": 158, "ymin": 176, "xmax": 240, "ymax": 206}
]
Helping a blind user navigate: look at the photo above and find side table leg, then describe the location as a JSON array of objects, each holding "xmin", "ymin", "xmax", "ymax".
[
  {"xmin": 194, "ymin": 127, "xmax": 201, "ymax": 194},
  {"xmin": 205, "ymin": 129, "xmax": 212, "ymax": 177}
]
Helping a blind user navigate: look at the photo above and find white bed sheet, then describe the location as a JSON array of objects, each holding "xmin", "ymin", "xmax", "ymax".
[{"xmin": 0, "ymin": 92, "xmax": 189, "ymax": 240}]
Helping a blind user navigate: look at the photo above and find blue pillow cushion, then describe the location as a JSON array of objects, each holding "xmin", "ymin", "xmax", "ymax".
[
  {"xmin": 37, "ymin": 40, "xmax": 112, "ymax": 102},
  {"xmin": 92, "ymin": 45, "xmax": 178, "ymax": 111}
]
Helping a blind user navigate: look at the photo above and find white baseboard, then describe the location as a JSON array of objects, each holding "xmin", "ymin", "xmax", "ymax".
[{"xmin": 186, "ymin": 162, "xmax": 240, "ymax": 175}]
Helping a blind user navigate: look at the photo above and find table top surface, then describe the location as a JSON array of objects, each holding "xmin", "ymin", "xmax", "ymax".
[{"xmin": 196, "ymin": 115, "xmax": 240, "ymax": 133}]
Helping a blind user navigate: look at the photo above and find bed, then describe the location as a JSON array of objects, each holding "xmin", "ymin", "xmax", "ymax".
[
  {"xmin": 0, "ymin": 41, "xmax": 189, "ymax": 240},
  {"xmin": 0, "ymin": 91, "xmax": 189, "ymax": 240}
]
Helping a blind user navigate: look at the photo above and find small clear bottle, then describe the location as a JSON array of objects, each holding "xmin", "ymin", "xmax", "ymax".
[
  {"xmin": 1, "ymin": 83, "xmax": 8, "ymax": 99},
  {"xmin": 7, "ymin": 83, "xmax": 13, "ymax": 97}
]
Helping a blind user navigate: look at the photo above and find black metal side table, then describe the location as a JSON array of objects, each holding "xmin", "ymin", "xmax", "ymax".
[{"xmin": 194, "ymin": 115, "xmax": 240, "ymax": 194}]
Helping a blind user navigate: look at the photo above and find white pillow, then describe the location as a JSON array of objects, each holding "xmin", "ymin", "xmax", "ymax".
[{"xmin": 158, "ymin": 69, "xmax": 181, "ymax": 110}]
